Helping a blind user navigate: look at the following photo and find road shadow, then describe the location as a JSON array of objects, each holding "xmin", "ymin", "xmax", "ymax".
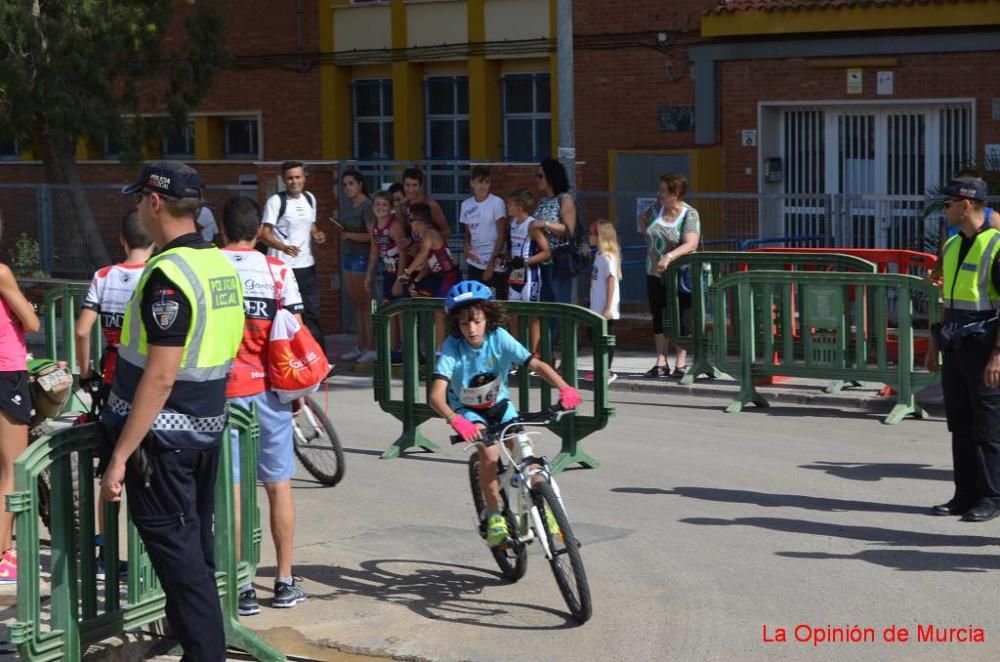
[
  {"xmin": 777, "ymin": 549, "xmax": 1000, "ymax": 573},
  {"xmin": 623, "ymin": 486, "xmax": 928, "ymax": 515},
  {"xmin": 681, "ymin": 516, "xmax": 999, "ymax": 549},
  {"xmin": 341, "ymin": 447, "xmax": 468, "ymax": 466},
  {"xmin": 798, "ymin": 461, "xmax": 951, "ymax": 483},
  {"xmin": 255, "ymin": 560, "xmax": 579, "ymax": 630},
  {"xmin": 735, "ymin": 406, "xmax": 890, "ymax": 422}
]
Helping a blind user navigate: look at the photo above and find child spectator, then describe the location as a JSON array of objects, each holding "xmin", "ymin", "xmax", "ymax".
[
  {"xmin": 220, "ymin": 196, "xmax": 307, "ymax": 615},
  {"xmin": 460, "ymin": 165, "xmax": 508, "ymax": 298},
  {"xmin": 75, "ymin": 210, "xmax": 154, "ymax": 579},
  {"xmin": 76, "ymin": 210, "xmax": 155, "ymax": 386},
  {"xmin": 366, "ymin": 191, "xmax": 407, "ymax": 363},
  {"xmin": 506, "ymin": 188, "xmax": 550, "ymax": 355},
  {"xmin": 586, "ymin": 219, "xmax": 621, "ymax": 384}
]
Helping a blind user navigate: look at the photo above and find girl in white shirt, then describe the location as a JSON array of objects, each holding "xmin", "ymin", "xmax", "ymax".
[{"xmin": 587, "ymin": 218, "xmax": 621, "ymax": 383}]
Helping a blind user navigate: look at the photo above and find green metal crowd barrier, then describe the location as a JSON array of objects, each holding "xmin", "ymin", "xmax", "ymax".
[
  {"xmin": 662, "ymin": 251, "xmax": 879, "ymax": 386},
  {"xmin": 372, "ymin": 297, "xmax": 615, "ymax": 473},
  {"xmin": 7, "ymin": 403, "xmax": 283, "ymax": 661},
  {"xmin": 710, "ymin": 270, "xmax": 940, "ymax": 425}
]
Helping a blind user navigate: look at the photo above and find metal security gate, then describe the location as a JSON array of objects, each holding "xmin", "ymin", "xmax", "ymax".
[{"xmin": 776, "ymin": 102, "xmax": 974, "ymax": 249}]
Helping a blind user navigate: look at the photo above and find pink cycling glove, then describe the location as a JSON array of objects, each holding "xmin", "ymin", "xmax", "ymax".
[
  {"xmin": 559, "ymin": 387, "xmax": 582, "ymax": 410},
  {"xmin": 450, "ymin": 415, "xmax": 479, "ymax": 442}
]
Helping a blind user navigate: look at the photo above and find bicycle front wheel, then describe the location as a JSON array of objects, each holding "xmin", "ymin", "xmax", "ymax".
[
  {"xmin": 292, "ymin": 396, "xmax": 346, "ymax": 486},
  {"xmin": 532, "ymin": 480, "xmax": 592, "ymax": 623},
  {"xmin": 468, "ymin": 454, "xmax": 527, "ymax": 582}
]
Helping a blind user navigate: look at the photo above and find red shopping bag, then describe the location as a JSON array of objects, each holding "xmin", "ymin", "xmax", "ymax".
[{"xmin": 268, "ymin": 308, "xmax": 330, "ymax": 403}]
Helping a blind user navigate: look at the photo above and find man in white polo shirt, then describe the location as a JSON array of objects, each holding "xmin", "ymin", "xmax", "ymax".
[{"xmin": 259, "ymin": 160, "xmax": 328, "ymax": 352}]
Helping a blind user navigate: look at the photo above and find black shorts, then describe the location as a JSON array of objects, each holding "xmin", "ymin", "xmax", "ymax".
[
  {"xmin": 467, "ymin": 264, "xmax": 509, "ymax": 300},
  {"xmin": 0, "ymin": 370, "xmax": 32, "ymax": 425}
]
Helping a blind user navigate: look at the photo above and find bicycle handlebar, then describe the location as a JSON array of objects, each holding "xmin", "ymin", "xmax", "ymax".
[{"xmin": 449, "ymin": 404, "xmax": 571, "ymax": 446}]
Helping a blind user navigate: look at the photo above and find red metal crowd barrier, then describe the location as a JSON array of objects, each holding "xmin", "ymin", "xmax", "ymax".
[{"xmin": 749, "ymin": 247, "xmax": 938, "ymax": 395}]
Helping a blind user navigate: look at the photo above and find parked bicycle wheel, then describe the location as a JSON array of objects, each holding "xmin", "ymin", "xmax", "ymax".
[
  {"xmin": 292, "ymin": 396, "xmax": 345, "ymax": 486},
  {"xmin": 532, "ymin": 480, "xmax": 592, "ymax": 623},
  {"xmin": 468, "ymin": 454, "xmax": 527, "ymax": 582}
]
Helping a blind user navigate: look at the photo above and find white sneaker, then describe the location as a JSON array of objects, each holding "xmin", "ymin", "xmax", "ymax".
[
  {"xmin": 341, "ymin": 348, "xmax": 362, "ymax": 361},
  {"xmin": 607, "ymin": 371, "xmax": 618, "ymax": 384},
  {"xmin": 357, "ymin": 349, "xmax": 378, "ymax": 364}
]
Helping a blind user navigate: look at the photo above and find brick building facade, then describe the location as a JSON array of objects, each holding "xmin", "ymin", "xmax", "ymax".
[{"xmin": 3, "ymin": 0, "xmax": 1000, "ymax": 342}]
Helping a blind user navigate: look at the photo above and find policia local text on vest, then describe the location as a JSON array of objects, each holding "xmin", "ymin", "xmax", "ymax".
[{"xmin": 100, "ymin": 161, "xmax": 244, "ymax": 660}]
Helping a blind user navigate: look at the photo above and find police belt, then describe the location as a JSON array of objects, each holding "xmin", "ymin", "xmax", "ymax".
[{"xmin": 932, "ymin": 313, "xmax": 1000, "ymax": 351}]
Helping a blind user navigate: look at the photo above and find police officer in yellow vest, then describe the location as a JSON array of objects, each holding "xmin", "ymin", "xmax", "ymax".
[
  {"xmin": 925, "ymin": 177, "xmax": 1000, "ymax": 522},
  {"xmin": 100, "ymin": 162, "xmax": 244, "ymax": 660}
]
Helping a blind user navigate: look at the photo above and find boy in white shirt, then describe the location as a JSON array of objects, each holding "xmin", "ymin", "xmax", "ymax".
[{"xmin": 460, "ymin": 165, "xmax": 509, "ymax": 299}]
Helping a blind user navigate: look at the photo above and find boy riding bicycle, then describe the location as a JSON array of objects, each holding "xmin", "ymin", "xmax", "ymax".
[{"xmin": 429, "ymin": 280, "xmax": 581, "ymax": 547}]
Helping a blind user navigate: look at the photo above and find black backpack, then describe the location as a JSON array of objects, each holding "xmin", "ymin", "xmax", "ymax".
[
  {"xmin": 277, "ymin": 190, "xmax": 315, "ymax": 219},
  {"xmin": 258, "ymin": 190, "xmax": 316, "ymax": 255}
]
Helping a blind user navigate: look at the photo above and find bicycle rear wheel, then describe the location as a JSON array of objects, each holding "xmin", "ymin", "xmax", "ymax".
[
  {"xmin": 292, "ymin": 396, "xmax": 345, "ymax": 486},
  {"xmin": 468, "ymin": 454, "xmax": 527, "ymax": 582},
  {"xmin": 532, "ymin": 480, "xmax": 592, "ymax": 623}
]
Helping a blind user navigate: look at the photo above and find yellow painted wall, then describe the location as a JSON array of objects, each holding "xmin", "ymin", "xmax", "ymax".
[
  {"xmin": 352, "ymin": 64, "xmax": 392, "ymax": 80},
  {"xmin": 408, "ymin": 0, "xmax": 467, "ymax": 49},
  {"xmin": 393, "ymin": 62, "xmax": 425, "ymax": 160},
  {"xmin": 485, "ymin": 0, "xmax": 549, "ymax": 42},
  {"xmin": 333, "ymin": 4, "xmax": 392, "ymax": 52},
  {"xmin": 703, "ymin": 2, "xmax": 1000, "ymax": 37},
  {"xmin": 194, "ymin": 117, "xmax": 224, "ymax": 160},
  {"xmin": 322, "ymin": 1, "xmax": 353, "ymax": 159},
  {"xmin": 501, "ymin": 58, "xmax": 550, "ymax": 73}
]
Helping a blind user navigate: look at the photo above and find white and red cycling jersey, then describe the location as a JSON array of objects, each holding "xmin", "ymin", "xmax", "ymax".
[
  {"xmin": 82, "ymin": 262, "xmax": 146, "ymax": 384},
  {"xmin": 221, "ymin": 248, "xmax": 304, "ymax": 398}
]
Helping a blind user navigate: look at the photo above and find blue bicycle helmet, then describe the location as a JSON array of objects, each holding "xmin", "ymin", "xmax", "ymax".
[{"xmin": 444, "ymin": 280, "xmax": 494, "ymax": 312}]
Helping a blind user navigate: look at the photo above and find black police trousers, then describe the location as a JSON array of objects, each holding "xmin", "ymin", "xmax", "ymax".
[
  {"xmin": 125, "ymin": 445, "xmax": 225, "ymax": 662},
  {"xmin": 942, "ymin": 342, "xmax": 1000, "ymax": 504}
]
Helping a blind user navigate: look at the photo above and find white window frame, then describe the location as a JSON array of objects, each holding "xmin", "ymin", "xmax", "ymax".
[
  {"xmin": 224, "ymin": 117, "xmax": 260, "ymax": 160},
  {"xmin": 0, "ymin": 136, "xmax": 21, "ymax": 160},
  {"xmin": 162, "ymin": 121, "xmax": 196, "ymax": 158},
  {"xmin": 501, "ymin": 73, "xmax": 551, "ymax": 162},
  {"xmin": 424, "ymin": 75, "xmax": 469, "ymax": 161},
  {"xmin": 352, "ymin": 79, "xmax": 393, "ymax": 160}
]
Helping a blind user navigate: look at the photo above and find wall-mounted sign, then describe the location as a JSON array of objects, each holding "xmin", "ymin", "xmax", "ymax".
[
  {"xmin": 741, "ymin": 130, "xmax": 758, "ymax": 147},
  {"xmin": 657, "ymin": 106, "xmax": 695, "ymax": 132},
  {"xmin": 877, "ymin": 71, "xmax": 894, "ymax": 96},
  {"xmin": 847, "ymin": 68, "xmax": 863, "ymax": 95}
]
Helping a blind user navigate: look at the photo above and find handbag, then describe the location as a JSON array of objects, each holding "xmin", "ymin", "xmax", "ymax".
[
  {"xmin": 551, "ymin": 194, "xmax": 592, "ymax": 278},
  {"xmin": 265, "ymin": 262, "xmax": 331, "ymax": 403},
  {"xmin": 268, "ymin": 308, "xmax": 330, "ymax": 403}
]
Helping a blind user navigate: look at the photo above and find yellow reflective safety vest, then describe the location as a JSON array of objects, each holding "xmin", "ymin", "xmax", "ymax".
[
  {"xmin": 105, "ymin": 244, "xmax": 245, "ymax": 449},
  {"xmin": 942, "ymin": 227, "xmax": 1000, "ymax": 321}
]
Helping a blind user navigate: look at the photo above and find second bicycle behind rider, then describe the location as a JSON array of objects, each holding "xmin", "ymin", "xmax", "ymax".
[{"xmin": 428, "ymin": 280, "xmax": 581, "ymax": 547}]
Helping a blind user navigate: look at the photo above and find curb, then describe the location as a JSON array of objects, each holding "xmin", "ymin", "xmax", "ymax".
[{"xmin": 604, "ymin": 377, "xmax": 946, "ymax": 417}]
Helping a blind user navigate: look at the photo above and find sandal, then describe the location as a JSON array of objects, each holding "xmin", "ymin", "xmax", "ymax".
[
  {"xmin": 644, "ymin": 364, "xmax": 669, "ymax": 378},
  {"xmin": 670, "ymin": 367, "xmax": 687, "ymax": 379}
]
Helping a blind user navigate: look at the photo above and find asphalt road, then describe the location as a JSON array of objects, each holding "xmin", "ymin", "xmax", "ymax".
[{"xmin": 232, "ymin": 374, "xmax": 1000, "ymax": 662}]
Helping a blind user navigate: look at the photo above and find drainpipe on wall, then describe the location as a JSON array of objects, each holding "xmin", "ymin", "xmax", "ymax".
[{"xmin": 557, "ymin": 0, "xmax": 575, "ymax": 191}]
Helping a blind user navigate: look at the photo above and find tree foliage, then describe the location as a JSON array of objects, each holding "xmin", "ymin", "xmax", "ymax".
[{"xmin": 0, "ymin": 0, "xmax": 227, "ymax": 160}]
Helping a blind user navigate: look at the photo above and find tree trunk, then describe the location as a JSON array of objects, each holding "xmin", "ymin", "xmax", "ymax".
[{"xmin": 37, "ymin": 125, "xmax": 111, "ymax": 275}]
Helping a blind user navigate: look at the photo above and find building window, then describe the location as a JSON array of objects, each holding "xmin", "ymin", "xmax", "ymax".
[
  {"xmin": 0, "ymin": 135, "xmax": 20, "ymax": 160},
  {"xmin": 425, "ymin": 76, "xmax": 469, "ymax": 161},
  {"xmin": 162, "ymin": 121, "xmax": 196, "ymax": 158},
  {"xmin": 425, "ymin": 76, "xmax": 469, "ymax": 231},
  {"xmin": 224, "ymin": 118, "xmax": 259, "ymax": 159},
  {"xmin": 502, "ymin": 74, "xmax": 551, "ymax": 162},
  {"xmin": 353, "ymin": 79, "xmax": 393, "ymax": 160}
]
